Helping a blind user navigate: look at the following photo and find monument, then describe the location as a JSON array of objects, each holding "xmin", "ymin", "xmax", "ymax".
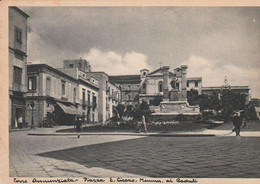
[{"xmin": 151, "ymin": 65, "xmax": 200, "ymax": 121}]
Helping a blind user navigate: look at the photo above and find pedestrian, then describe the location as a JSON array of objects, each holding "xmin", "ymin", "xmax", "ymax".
[
  {"xmin": 75, "ymin": 116, "xmax": 82, "ymax": 138},
  {"xmin": 136, "ymin": 115, "xmax": 148, "ymax": 133},
  {"xmin": 142, "ymin": 115, "xmax": 148, "ymax": 133},
  {"xmin": 231, "ymin": 111, "xmax": 242, "ymax": 136}
]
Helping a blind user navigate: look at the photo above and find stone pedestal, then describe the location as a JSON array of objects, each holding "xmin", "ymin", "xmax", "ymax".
[{"xmin": 169, "ymin": 90, "xmax": 180, "ymax": 101}]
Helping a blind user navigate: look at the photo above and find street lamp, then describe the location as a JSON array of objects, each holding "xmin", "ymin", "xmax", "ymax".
[
  {"xmin": 30, "ymin": 101, "xmax": 35, "ymax": 128},
  {"xmin": 27, "ymin": 89, "xmax": 37, "ymax": 128}
]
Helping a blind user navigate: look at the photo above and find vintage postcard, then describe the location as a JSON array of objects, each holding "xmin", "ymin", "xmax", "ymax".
[{"xmin": 1, "ymin": 0, "xmax": 260, "ymax": 184}]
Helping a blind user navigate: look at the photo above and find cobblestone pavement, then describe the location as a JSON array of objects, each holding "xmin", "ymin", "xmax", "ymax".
[
  {"xmin": 10, "ymin": 129, "xmax": 260, "ymax": 178},
  {"xmin": 9, "ymin": 131, "xmax": 144, "ymax": 177}
]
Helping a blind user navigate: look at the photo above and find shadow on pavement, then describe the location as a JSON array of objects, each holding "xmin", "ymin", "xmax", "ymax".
[{"xmin": 38, "ymin": 136, "xmax": 260, "ymax": 178}]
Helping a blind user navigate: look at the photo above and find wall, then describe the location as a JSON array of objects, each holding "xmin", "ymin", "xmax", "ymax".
[{"xmin": 90, "ymin": 72, "xmax": 108, "ymax": 123}]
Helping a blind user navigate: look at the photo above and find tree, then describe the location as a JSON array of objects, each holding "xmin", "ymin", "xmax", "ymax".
[
  {"xmin": 115, "ymin": 104, "xmax": 125, "ymax": 119},
  {"xmin": 187, "ymin": 89, "xmax": 199, "ymax": 105},
  {"xmin": 131, "ymin": 100, "xmax": 151, "ymax": 121}
]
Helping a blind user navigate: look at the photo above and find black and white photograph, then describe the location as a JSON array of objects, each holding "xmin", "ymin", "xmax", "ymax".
[{"xmin": 3, "ymin": 3, "xmax": 260, "ymax": 182}]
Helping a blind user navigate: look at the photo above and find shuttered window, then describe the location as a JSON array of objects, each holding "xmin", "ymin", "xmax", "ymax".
[{"xmin": 14, "ymin": 66, "xmax": 22, "ymax": 84}]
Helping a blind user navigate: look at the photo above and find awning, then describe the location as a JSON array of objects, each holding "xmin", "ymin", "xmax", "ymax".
[{"xmin": 56, "ymin": 102, "xmax": 81, "ymax": 115}]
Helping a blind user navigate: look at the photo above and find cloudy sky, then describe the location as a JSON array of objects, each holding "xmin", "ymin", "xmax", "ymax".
[{"xmin": 20, "ymin": 7, "xmax": 260, "ymax": 98}]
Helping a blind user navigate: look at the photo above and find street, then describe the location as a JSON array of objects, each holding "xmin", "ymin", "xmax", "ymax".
[{"xmin": 10, "ymin": 130, "xmax": 260, "ymax": 178}]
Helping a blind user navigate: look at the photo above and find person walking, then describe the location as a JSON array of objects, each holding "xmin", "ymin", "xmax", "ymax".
[
  {"xmin": 142, "ymin": 115, "xmax": 148, "ymax": 133},
  {"xmin": 231, "ymin": 111, "xmax": 242, "ymax": 136},
  {"xmin": 75, "ymin": 116, "xmax": 82, "ymax": 138}
]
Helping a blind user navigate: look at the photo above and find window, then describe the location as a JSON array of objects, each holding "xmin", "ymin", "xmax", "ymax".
[
  {"xmin": 46, "ymin": 78, "xmax": 51, "ymax": 95},
  {"xmin": 87, "ymin": 91, "xmax": 90, "ymax": 105},
  {"xmin": 128, "ymin": 85, "xmax": 130, "ymax": 90},
  {"xmin": 112, "ymin": 89, "xmax": 114, "ymax": 99},
  {"xmin": 73, "ymin": 88, "xmax": 76, "ymax": 103},
  {"xmin": 82, "ymin": 89, "xmax": 86, "ymax": 109},
  {"xmin": 158, "ymin": 81, "xmax": 163, "ymax": 92},
  {"xmin": 128, "ymin": 94, "xmax": 131, "ymax": 101},
  {"xmin": 143, "ymin": 83, "xmax": 146, "ymax": 89},
  {"xmin": 14, "ymin": 66, "xmax": 22, "ymax": 84},
  {"xmin": 15, "ymin": 26, "xmax": 22, "ymax": 44},
  {"xmin": 92, "ymin": 95, "xmax": 97, "ymax": 110},
  {"xmin": 69, "ymin": 64, "xmax": 74, "ymax": 68},
  {"xmin": 187, "ymin": 81, "xmax": 189, "ymax": 87},
  {"xmin": 61, "ymin": 81, "xmax": 66, "ymax": 95},
  {"xmin": 195, "ymin": 81, "xmax": 198, "ymax": 87},
  {"xmin": 176, "ymin": 82, "xmax": 180, "ymax": 89},
  {"xmin": 28, "ymin": 77, "xmax": 36, "ymax": 91}
]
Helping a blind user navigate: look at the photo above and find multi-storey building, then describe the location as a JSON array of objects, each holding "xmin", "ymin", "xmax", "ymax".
[
  {"xmin": 90, "ymin": 72, "xmax": 120, "ymax": 123},
  {"xmin": 62, "ymin": 59, "xmax": 120, "ymax": 123},
  {"xmin": 9, "ymin": 7, "xmax": 29, "ymax": 129},
  {"xmin": 59, "ymin": 61, "xmax": 99, "ymax": 123},
  {"xmin": 26, "ymin": 64, "xmax": 83, "ymax": 126}
]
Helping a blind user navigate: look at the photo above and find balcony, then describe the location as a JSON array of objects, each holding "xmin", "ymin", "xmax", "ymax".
[{"xmin": 12, "ymin": 83, "xmax": 26, "ymax": 92}]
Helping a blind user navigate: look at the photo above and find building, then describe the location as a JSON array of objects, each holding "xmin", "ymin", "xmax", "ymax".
[
  {"xmin": 109, "ymin": 75, "xmax": 141, "ymax": 110},
  {"xmin": 58, "ymin": 62, "xmax": 99, "ymax": 124},
  {"xmin": 63, "ymin": 58, "xmax": 91, "ymax": 72},
  {"xmin": 9, "ymin": 7, "xmax": 29, "ymax": 129},
  {"xmin": 90, "ymin": 72, "xmax": 120, "ymax": 123},
  {"xmin": 109, "ymin": 65, "xmax": 189, "ymax": 108},
  {"xmin": 62, "ymin": 59, "xmax": 120, "ymax": 123},
  {"xmin": 202, "ymin": 86, "xmax": 250, "ymax": 101},
  {"xmin": 26, "ymin": 64, "xmax": 84, "ymax": 126},
  {"xmin": 187, "ymin": 77, "xmax": 202, "ymax": 94}
]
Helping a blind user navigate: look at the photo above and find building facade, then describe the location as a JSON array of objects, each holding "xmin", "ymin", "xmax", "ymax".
[
  {"xmin": 109, "ymin": 65, "xmax": 188, "ymax": 108},
  {"xmin": 187, "ymin": 77, "xmax": 202, "ymax": 94},
  {"xmin": 202, "ymin": 86, "xmax": 250, "ymax": 100},
  {"xmin": 26, "ymin": 64, "xmax": 84, "ymax": 126},
  {"xmin": 109, "ymin": 75, "xmax": 141, "ymax": 110},
  {"xmin": 59, "ymin": 61, "xmax": 99, "ymax": 123},
  {"xmin": 90, "ymin": 72, "xmax": 120, "ymax": 123},
  {"xmin": 9, "ymin": 7, "xmax": 29, "ymax": 129},
  {"xmin": 62, "ymin": 59, "xmax": 120, "ymax": 123}
]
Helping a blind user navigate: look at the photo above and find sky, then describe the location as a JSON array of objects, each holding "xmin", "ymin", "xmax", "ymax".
[{"xmin": 20, "ymin": 7, "xmax": 260, "ymax": 98}]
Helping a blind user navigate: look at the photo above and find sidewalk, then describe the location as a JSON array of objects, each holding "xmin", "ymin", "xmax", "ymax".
[{"xmin": 27, "ymin": 123, "xmax": 260, "ymax": 137}]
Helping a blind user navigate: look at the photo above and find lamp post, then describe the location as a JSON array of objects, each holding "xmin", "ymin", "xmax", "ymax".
[
  {"xmin": 30, "ymin": 101, "xmax": 35, "ymax": 128},
  {"xmin": 27, "ymin": 90, "xmax": 37, "ymax": 128}
]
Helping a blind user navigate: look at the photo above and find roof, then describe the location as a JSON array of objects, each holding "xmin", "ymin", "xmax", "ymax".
[
  {"xmin": 109, "ymin": 75, "xmax": 141, "ymax": 84},
  {"xmin": 27, "ymin": 64, "xmax": 78, "ymax": 83},
  {"xmin": 148, "ymin": 67, "xmax": 175, "ymax": 76},
  {"xmin": 10, "ymin": 7, "xmax": 30, "ymax": 18},
  {"xmin": 187, "ymin": 77, "xmax": 202, "ymax": 81}
]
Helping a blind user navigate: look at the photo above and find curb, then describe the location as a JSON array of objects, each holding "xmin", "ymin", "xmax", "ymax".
[{"xmin": 28, "ymin": 132, "xmax": 216, "ymax": 137}]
